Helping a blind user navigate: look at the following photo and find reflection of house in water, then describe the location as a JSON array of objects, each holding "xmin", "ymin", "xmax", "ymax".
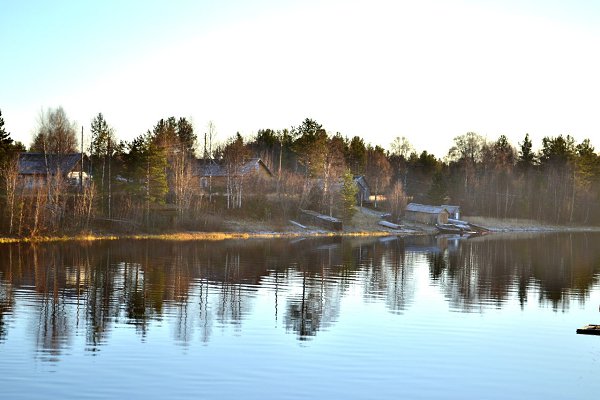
[
  {"xmin": 403, "ymin": 236, "xmax": 443, "ymax": 254},
  {"xmin": 437, "ymin": 235, "xmax": 463, "ymax": 253},
  {"xmin": 402, "ymin": 235, "xmax": 465, "ymax": 255}
]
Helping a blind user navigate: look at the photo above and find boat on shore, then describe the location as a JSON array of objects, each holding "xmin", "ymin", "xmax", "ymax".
[
  {"xmin": 436, "ymin": 218, "xmax": 490, "ymax": 235},
  {"xmin": 435, "ymin": 223, "xmax": 465, "ymax": 234}
]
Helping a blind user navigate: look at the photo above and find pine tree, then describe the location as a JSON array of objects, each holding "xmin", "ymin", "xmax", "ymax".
[
  {"xmin": 340, "ymin": 169, "xmax": 358, "ymax": 222},
  {"xmin": 0, "ymin": 109, "xmax": 14, "ymax": 163},
  {"xmin": 428, "ymin": 170, "xmax": 448, "ymax": 204},
  {"xmin": 517, "ymin": 133, "xmax": 536, "ymax": 170},
  {"xmin": 90, "ymin": 113, "xmax": 116, "ymax": 215},
  {"xmin": 145, "ymin": 139, "xmax": 168, "ymax": 205}
]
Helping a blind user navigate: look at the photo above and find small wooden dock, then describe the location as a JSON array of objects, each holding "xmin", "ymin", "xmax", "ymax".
[{"xmin": 576, "ymin": 324, "xmax": 600, "ymax": 335}]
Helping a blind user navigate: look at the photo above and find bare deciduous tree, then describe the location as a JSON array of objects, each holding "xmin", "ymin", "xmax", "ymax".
[
  {"xmin": 222, "ymin": 134, "xmax": 249, "ymax": 209},
  {"xmin": 387, "ymin": 181, "xmax": 408, "ymax": 221},
  {"xmin": 31, "ymin": 107, "xmax": 78, "ymax": 155},
  {"xmin": 1, "ymin": 155, "xmax": 19, "ymax": 234}
]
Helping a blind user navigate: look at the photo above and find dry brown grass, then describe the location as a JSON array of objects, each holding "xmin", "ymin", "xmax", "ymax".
[
  {"xmin": 466, "ymin": 216, "xmax": 600, "ymax": 232},
  {"xmin": 0, "ymin": 206, "xmax": 421, "ymax": 244},
  {"xmin": 0, "ymin": 230, "xmax": 401, "ymax": 244}
]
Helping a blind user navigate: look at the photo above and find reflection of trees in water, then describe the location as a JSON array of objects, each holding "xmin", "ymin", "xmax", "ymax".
[
  {"xmin": 361, "ymin": 238, "xmax": 413, "ymax": 314},
  {"xmin": 0, "ymin": 245, "xmax": 17, "ymax": 342},
  {"xmin": 284, "ymin": 243, "xmax": 340, "ymax": 340},
  {"xmin": 196, "ymin": 276, "xmax": 213, "ymax": 344},
  {"xmin": 0, "ymin": 281, "xmax": 12, "ymax": 342},
  {"xmin": 123, "ymin": 262, "xmax": 150, "ymax": 335},
  {"xmin": 284, "ymin": 269, "xmax": 342, "ymax": 340},
  {"xmin": 285, "ymin": 271, "xmax": 321, "ymax": 340},
  {"xmin": 85, "ymin": 249, "xmax": 119, "ymax": 347},
  {"xmin": 1, "ymin": 233, "xmax": 600, "ymax": 355},
  {"xmin": 216, "ymin": 253, "xmax": 245, "ymax": 327},
  {"xmin": 31, "ymin": 247, "xmax": 73, "ymax": 362},
  {"xmin": 0, "ymin": 237, "xmax": 444, "ymax": 350},
  {"xmin": 281, "ymin": 237, "xmax": 413, "ymax": 339},
  {"xmin": 428, "ymin": 233, "xmax": 600, "ymax": 311}
]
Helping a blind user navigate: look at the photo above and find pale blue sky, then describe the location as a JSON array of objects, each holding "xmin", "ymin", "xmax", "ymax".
[{"xmin": 1, "ymin": 0, "xmax": 599, "ymax": 156}]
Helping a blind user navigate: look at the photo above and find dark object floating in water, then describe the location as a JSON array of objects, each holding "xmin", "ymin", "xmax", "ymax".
[{"xmin": 576, "ymin": 324, "xmax": 600, "ymax": 335}]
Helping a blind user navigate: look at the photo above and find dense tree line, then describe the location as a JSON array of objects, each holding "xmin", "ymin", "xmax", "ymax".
[
  {"xmin": 0, "ymin": 107, "xmax": 599, "ymax": 237},
  {"xmin": 440, "ymin": 132, "xmax": 600, "ymax": 224}
]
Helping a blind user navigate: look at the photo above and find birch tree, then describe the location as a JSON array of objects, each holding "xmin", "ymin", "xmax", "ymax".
[
  {"xmin": 31, "ymin": 107, "xmax": 78, "ymax": 154},
  {"xmin": 221, "ymin": 133, "xmax": 249, "ymax": 209}
]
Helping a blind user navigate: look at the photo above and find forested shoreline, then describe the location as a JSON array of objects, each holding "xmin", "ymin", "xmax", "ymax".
[{"xmin": 0, "ymin": 107, "xmax": 599, "ymax": 238}]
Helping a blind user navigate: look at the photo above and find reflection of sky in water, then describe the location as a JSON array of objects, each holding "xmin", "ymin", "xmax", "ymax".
[{"xmin": 1, "ymin": 234, "xmax": 600, "ymax": 399}]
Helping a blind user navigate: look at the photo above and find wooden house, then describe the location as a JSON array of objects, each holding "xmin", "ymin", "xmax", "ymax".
[
  {"xmin": 404, "ymin": 203, "xmax": 450, "ymax": 225},
  {"xmin": 18, "ymin": 152, "xmax": 90, "ymax": 189},
  {"xmin": 195, "ymin": 158, "xmax": 274, "ymax": 190}
]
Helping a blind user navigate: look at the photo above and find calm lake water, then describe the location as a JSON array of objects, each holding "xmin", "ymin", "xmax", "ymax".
[{"xmin": 1, "ymin": 233, "xmax": 600, "ymax": 399}]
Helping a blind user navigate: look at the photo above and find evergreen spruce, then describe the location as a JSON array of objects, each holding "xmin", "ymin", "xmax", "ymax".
[{"xmin": 340, "ymin": 169, "xmax": 358, "ymax": 222}]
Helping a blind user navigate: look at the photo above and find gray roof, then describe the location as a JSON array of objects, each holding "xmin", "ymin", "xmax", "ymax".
[
  {"xmin": 195, "ymin": 158, "xmax": 273, "ymax": 177},
  {"xmin": 353, "ymin": 175, "xmax": 369, "ymax": 191},
  {"xmin": 196, "ymin": 160, "xmax": 223, "ymax": 177},
  {"xmin": 406, "ymin": 203, "xmax": 449, "ymax": 214},
  {"xmin": 441, "ymin": 204, "xmax": 460, "ymax": 213},
  {"xmin": 18, "ymin": 153, "xmax": 83, "ymax": 175}
]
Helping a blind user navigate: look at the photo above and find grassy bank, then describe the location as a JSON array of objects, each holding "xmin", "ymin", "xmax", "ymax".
[
  {"xmin": 0, "ymin": 208, "xmax": 403, "ymax": 243},
  {"xmin": 2, "ymin": 211, "xmax": 599, "ymax": 244},
  {"xmin": 0, "ymin": 229, "xmax": 403, "ymax": 244},
  {"xmin": 466, "ymin": 216, "xmax": 600, "ymax": 232}
]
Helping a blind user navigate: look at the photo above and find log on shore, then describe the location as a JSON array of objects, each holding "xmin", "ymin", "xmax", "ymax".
[
  {"xmin": 289, "ymin": 220, "xmax": 307, "ymax": 229},
  {"xmin": 299, "ymin": 209, "xmax": 343, "ymax": 231},
  {"xmin": 378, "ymin": 220, "xmax": 402, "ymax": 230}
]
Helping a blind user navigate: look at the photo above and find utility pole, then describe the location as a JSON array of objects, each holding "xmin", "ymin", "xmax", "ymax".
[
  {"xmin": 80, "ymin": 126, "xmax": 84, "ymax": 191},
  {"xmin": 203, "ymin": 132, "xmax": 207, "ymax": 159},
  {"xmin": 146, "ymin": 156, "xmax": 150, "ymax": 227},
  {"xmin": 108, "ymin": 136, "xmax": 112, "ymax": 219},
  {"xmin": 277, "ymin": 138, "xmax": 282, "ymax": 195}
]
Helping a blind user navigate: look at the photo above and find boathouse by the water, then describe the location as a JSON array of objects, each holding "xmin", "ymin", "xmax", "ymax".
[{"xmin": 404, "ymin": 203, "xmax": 450, "ymax": 225}]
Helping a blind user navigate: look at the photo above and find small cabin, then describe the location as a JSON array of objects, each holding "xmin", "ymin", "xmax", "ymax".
[
  {"xmin": 353, "ymin": 176, "xmax": 370, "ymax": 206},
  {"xmin": 404, "ymin": 203, "xmax": 450, "ymax": 225},
  {"xmin": 441, "ymin": 205, "xmax": 461, "ymax": 220}
]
